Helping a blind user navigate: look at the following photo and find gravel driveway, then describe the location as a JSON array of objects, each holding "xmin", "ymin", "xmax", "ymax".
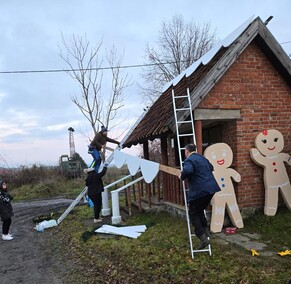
[{"xmin": 0, "ymin": 198, "xmax": 75, "ymax": 284}]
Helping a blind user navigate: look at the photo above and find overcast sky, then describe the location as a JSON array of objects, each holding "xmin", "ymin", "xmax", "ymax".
[{"xmin": 0, "ymin": 0, "xmax": 290, "ymax": 167}]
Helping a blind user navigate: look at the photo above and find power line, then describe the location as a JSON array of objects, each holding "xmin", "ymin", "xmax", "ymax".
[
  {"xmin": 1, "ymin": 39, "xmax": 290, "ymax": 75},
  {"xmin": 0, "ymin": 61, "xmax": 174, "ymax": 75}
]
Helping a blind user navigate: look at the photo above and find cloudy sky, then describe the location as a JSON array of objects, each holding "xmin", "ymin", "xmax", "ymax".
[{"xmin": 0, "ymin": 0, "xmax": 290, "ymax": 167}]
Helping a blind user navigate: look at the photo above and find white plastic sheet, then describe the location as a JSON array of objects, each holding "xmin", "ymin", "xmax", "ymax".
[
  {"xmin": 35, "ymin": 219, "xmax": 58, "ymax": 232},
  {"xmin": 140, "ymin": 159, "xmax": 160, "ymax": 183},
  {"xmin": 114, "ymin": 149, "xmax": 127, "ymax": 168},
  {"xmin": 126, "ymin": 155, "xmax": 140, "ymax": 175},
  {"xmin": 114, "ymin": 151, "xmax": 160, "ymax": 184},
  {"xmin": 95, "ymin": 224, "xmax": 147, "ymax": 239}
]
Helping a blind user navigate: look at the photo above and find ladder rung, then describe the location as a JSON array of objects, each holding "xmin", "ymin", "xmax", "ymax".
[
  {"xmin": 192, "ymin": 248, "xmax": 211, "ymax": 253},
  {"xmin": 178, "ymin": 133, "xmax": 194, "ymax": 137},
  {"xmin": 173, "ymin": 88, "xmax": 208, "ymax": 258},
  {"xmin": 177, "ymin": 120, "xmax": 192, "ymax": 124},
  {"xmin": 176, "ymin": 108, "xmax": 190, "ymax": 111}
]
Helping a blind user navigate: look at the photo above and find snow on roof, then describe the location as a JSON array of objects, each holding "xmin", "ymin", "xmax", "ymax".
[{"xmin": 162, "ymin": 15, "xmax": 255, "ymax": 93}]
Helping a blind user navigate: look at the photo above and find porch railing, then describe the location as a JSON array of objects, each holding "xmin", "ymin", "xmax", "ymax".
[{"xmin": 102, "ymin": 165, "xmax": 185, "ymax": 224}]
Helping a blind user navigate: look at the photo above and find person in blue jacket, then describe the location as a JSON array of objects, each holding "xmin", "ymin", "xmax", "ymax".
[{"xmin": 179, "ymin": 144, "xmax": 220, "ymax": 249}]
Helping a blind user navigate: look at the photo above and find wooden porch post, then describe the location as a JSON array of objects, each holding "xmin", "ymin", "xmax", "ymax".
[
  {"xmin": 143, "ymin": 140, "xmax": 149, "ymax": 160},
  {"xmin": 161, "ymin": 137, "xmax": 168, "ymax": 201},
  {"xmin": 194, "ymin": 120, "xmax": 203, "ymax": 154},
  {"xmin": 161, "ymin": 137, "xmax": 168, "ymax": 165}
]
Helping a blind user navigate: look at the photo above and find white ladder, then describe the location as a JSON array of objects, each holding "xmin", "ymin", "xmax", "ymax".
[
  {"xmin": 57, "ymin": 186, "xmax": 88, "ymax": 224},
  {"xmin": 172, "ymin": 87, "xmax": 211, "ymax": 258},
  {"xmin": 57, "ymin": 144, "xmax": 121, "ymax": 225},
  {"xmin": 57, "ymin": 108, "xmax": 149, "ymax": 225}
]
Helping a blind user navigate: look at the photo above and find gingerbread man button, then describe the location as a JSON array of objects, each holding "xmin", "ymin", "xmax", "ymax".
[
  {"xmin": 250, "ymin": 129, "xmax": 291, "ymax": 216},
  {"xmin": 204, "ymin": 143, "xmax": 244, "ymax": 233}
]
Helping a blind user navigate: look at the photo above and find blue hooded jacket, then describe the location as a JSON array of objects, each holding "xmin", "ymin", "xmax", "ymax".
[{"xmin": 180, "ymin": 153, "xmax": 220, "ymax": 202}]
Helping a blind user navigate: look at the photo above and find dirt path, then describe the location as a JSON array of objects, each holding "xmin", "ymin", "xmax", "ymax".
[{"xmin": 0, "ymin": 198, "xmax": 75, "ymax": 284}]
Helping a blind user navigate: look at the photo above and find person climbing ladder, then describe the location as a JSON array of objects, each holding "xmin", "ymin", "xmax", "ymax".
[{"xmin": 86, "ymin": 125, "xmax": 120, "ymax": 172}]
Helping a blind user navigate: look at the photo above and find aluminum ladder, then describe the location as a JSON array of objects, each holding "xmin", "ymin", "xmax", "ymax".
[
  {"xmin": 172, "ymin": 87, "xmax": 211, "ymax": 258},
  {"xmin": 57, "ymin": 108, "xmax": 149, "ymax": 225}
]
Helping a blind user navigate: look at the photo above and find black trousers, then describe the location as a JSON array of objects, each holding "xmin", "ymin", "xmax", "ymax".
[
  {"xmin": 188, "ymin": 194, "xmax": 214, "ymax": 238},
  {"xmin": 89, "ymin": 193, "xmax": 102, "ymax": 219},
  {"xmin": 2, "ymin": 218, "xmax": 12, "ymax": 235}
]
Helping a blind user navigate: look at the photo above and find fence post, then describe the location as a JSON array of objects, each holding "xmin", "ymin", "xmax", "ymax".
[
  {"xmin": 101, "ymin": 188, "xmax": 111, "ymax": 216},
  {"xmin": 137, "ymin": 182, "xmax": 142, "ymax": 211},
  {"xmin": 111, "ymin": 191, "xmax": 122, "ymax": 224}
]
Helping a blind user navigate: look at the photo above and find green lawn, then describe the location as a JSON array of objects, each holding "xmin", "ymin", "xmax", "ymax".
[{"xmin": 48, "ymin": 206, "xmax": 291, "ymax": 284}]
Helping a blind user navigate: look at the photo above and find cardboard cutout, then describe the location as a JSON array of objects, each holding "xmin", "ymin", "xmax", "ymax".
[
  {"xmin": 250, "ymin": 129, "xmax": 291, "ymax": 216},
  {"xmin": 114, "ymin": 151, "xmax": 160, "ymax": 183},
  {"xmin": 204, "ymin": 143, "xmax": 244, "ymax": 233}
]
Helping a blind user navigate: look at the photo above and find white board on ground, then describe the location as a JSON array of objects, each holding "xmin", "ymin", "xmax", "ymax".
[
  {"xmin": 95, "ymin": 225, "xmax": 147, "ymax": 239},
  {"xmin": 123, "ymin": 225, "xmax": 147, "ymax": 232}
]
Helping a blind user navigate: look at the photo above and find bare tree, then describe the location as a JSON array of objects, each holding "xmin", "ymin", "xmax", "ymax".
[
  {"xmin": 105, "ymin": 45, "xmax": 131, "ymax": 131},
  {"xmin": 142, "ymin": 14, "xmax": 216, "ymax": 103},
  {"xmin": 59, "ymin": 35, "xmax": 131, "ymax": 137},
  {"xmin": 148, "ymin": 139, "xmax": 161, "ymax": 163}
]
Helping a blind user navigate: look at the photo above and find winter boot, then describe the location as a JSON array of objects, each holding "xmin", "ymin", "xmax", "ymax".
[
  {"xmin": 204, "ymin": 227, "xmax": 211, "ymax": 239},
  {"xmin": 197, "ymin": 233, "xmax": 210, "ymax": 250}
]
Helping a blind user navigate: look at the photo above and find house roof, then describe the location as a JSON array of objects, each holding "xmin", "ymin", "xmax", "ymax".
[{"xmin": 123, "ymin": 16, "xmax": 291, "ymax": 148}]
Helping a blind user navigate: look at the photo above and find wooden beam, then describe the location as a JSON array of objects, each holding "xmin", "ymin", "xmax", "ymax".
[{"xmin": 159, "ymin": 164, "xmax": 180, "ymax": 177}]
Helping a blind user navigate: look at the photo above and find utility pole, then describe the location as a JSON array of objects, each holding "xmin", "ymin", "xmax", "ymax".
[{"xmin": 68, "ymin": 127, "xmax": 75, "ymax": 158}]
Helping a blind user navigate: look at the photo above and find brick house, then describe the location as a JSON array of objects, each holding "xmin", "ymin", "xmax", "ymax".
[{"xmin": 122, "ymin": 16, "xmax": 291, "ymax": 215}]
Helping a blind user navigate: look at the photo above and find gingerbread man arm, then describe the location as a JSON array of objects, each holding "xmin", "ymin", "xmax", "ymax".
[
  {"xmin": 250, "ymin": 148, "xmax": 266, "ymax": 166},
  {"xmin": 279, "ymin": 153, "xmax": 291, "ymax": 165},
  {"xmin": 228, "ymin": 168, "xmax": 241, "ymax": 182}
]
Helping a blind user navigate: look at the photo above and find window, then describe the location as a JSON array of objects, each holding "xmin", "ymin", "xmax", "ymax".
[{"xmin": 202, "ymin": 125, "xmax": 222, "ymax": 151}]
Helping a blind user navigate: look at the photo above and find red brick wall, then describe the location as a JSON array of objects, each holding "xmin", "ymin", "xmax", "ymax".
[{"xmin": 197, "ymin": 42, "xmax": 291, "ymax": 210}]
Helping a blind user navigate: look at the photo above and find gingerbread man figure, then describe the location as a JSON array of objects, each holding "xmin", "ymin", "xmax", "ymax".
[
  {"xmin": 250, "ymin": 129, "xmax": 291, "ymax": 216},
  {"xmin": 204, "ymin": 143, "xmax": 244, "ymax": 233}
]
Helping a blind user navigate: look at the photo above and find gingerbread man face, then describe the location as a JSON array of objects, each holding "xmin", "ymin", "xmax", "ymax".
[
  {"xmin": 254, "ymin": 129, "xmax": 284, "ymax": 156},
  {"xmin": 204, "ymin": 143, "xmax": 233, "ymax": 170}
]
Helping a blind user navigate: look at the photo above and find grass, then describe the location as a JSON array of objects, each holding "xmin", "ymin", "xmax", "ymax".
[
  {"xmin": 12, "ymin": 177, "xmax": 85, "ymax": 201},
  {"xmin": 47, "ymin": 205, "xmax": 291, "ymax": 284},
  {"xmin": 10, "ymin": 166, "xmax": 129, "ymax": 201},
  {"xmin": 9, "ymin": 167, "xmax": 290, "ymax": 283}
]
